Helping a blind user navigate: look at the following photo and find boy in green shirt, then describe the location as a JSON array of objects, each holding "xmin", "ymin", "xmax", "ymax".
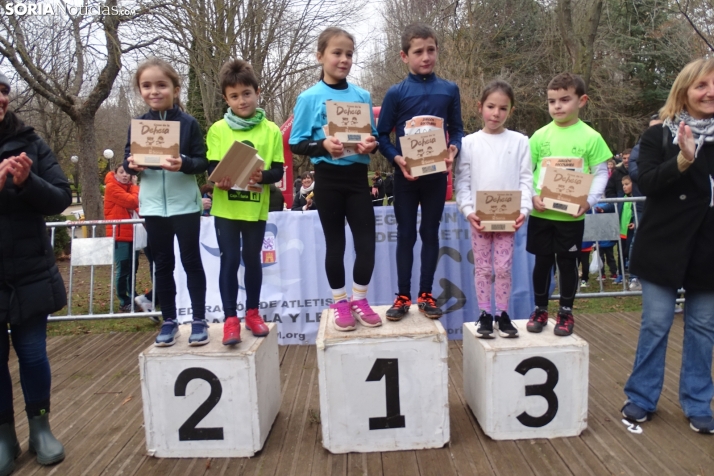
[
  {"xmin": 527, "ymin": 73, "xmax": 611, "ymax": 336},
  {"xmin": 207, "ymin": 59, "xmax": 284, "ymax": 345}
]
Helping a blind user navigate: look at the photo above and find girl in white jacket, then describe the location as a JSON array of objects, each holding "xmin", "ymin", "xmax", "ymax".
[{"xmin": 455, "ymin": 80, "xmax": 533, "ymax": 338}]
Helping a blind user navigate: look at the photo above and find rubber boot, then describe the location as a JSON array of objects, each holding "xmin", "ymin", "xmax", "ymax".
[
  {"xmin": 27, "ymin": 414, "xmax": 64, "ymax": 466},
  {"xmin": 0, "ymin": 422, "xmax": 20, "ymax": 476}
]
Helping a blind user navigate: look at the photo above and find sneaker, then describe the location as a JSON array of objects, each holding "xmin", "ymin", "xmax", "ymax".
[
  {"xmin": 476, "ymin": 311, "xmax": 493, "ymax": 338},
  {"xmin": 135, "ymin": 294, "xmax": 159, "ymax": 323},
  {"xmin": 188, "ymin": 319, "xmax": 210, "ymax": 346},
  {"xmin": 621, "ymin": 401, "xmax": 651, "ymax": 423},
  {"xmin": 222, "ymin": 316, "xmax": 241, "ymax": 345},
  {"xmin": 613, "ymin": 275, "xmax": 623, "ymax": 285},
  {"xmin": 689, "ymin": 416, "xmax": 714, "ymax": 434},
  {"xmin": 245, "ymin": 308, "xmax": 269, "ymax": 337},
  {"xmin": 331, "ymin": 300, "xmax": 355, "ymax": 331},
  {"xmin": 580, "ymin": 280, "xmax": 588, "ymax": 288},
  {"xmin": 610, "ymin": 274, "xmax": 618, "ymax": 281},
  {"xmin": 386, "ymin": 294, "xmax": 411, "ymax": 321},
  {"xmin": 417, "ymin": 292, "xmax": 442, "ymax": 319},
  {"xmin": 675, "ymin": 304, "xmax": 684, "ymax": 314},
  {"xmin": 119, "ymin": 303, "xmax": 133, "ymax": 313},
  {"xmin": 350, "ymin": 299, "xmax": 382, "ymax": 327},
  {"xmin": 526, "ymin": 307, "xmax": 548, "ymax": 333},
  {"xmin": 629, "ymin": 278, "xmax": 642, "ymax": 291},
  {"xmin": 496, "ymin": 311, "xmax": 519, "ymax": 338},
  {"xmin": 554, "ymin": 309, "xmax": 574, "ymax": 336},
  {"xmin": 155, "ymin": 319, "xmax": 179, "ymax": 347}
]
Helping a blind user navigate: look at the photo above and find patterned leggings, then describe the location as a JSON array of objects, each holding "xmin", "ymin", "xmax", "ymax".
[{"xmin": 470, "ymin": 227, "xmax": 515, "ymax": 312}]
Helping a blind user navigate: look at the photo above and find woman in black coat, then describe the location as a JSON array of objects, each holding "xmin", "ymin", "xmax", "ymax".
[
  {"xmin": 0, "ymin": 75, "xmax": 69, "ymax": 474},
  {"xmin": 291, "ymin": 171, "xmax": 316, "ymax": 211},
  {"xmin": 622, "ymin": 58, "xmax": 714, "ymax": 434}
]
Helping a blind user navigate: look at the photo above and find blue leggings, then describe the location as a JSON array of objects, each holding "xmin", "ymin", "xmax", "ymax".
[
  {"xmin": 214, "ymin": 217, "xmax": 266, "ymax": 316},
  {"xmin": 0, "ymin": 319, "xmax": 51, "ymax": 424}
]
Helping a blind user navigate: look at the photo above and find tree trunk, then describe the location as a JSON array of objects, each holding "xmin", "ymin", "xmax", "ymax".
[
  {"xmin": 557, "ymin": 0, "xmax": 603, "ymax": 90},
  {"xmin": 76, "ymin": 114, "xmax": 104, "ymax": 228}
]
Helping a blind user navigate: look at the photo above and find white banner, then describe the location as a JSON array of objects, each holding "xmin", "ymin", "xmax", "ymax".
[{"xmin": 174, "ymin": 204, "xmax": 535, "ymax": 345}]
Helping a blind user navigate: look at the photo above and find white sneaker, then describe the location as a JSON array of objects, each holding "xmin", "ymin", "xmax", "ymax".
[
  {"xmin": 629, "ymin": 278, "xmax": 642, "ymax": 291},
  {"xmin": 135, "ymin": 294, "xmax": 159, "ymax": 322},
  {"xmin": 580, "ymin": 280, "xmax": 588, "ymax": 288},
  {"xmin": 674, "ymin": 304, "xmax": 684, "ymax": 314}
]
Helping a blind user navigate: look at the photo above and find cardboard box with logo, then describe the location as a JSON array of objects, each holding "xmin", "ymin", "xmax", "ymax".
[
  {"xmin": 475, "ymin": 191, "xmax": 521, "ymax": 232},
  {"xmin": 130, "ymin": 119, "xmax": 180, "ymax": 167}
]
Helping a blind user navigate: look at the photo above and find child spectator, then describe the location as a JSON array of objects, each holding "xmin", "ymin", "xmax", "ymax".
[
  {"xmin": 527, "ymin": 73, "xmax": 611, "ymax": 336},
  {"xmin": 377, "ymin": 23, "xmax": 463, "ymax": 320}
]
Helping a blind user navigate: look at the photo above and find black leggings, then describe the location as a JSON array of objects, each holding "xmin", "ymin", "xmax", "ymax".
[
  {"xmin": 144, "ymin": 213, "xmax": 206, "ymax": 321},
  {"xmin": 533, "ymin": 253, "xmax": 579, "ymax": 308},
  {"xmin": 215, "ymin": 217, "xmax": 266, "ymax": 316},
  {"xmin": 314, "ymin": 161, "xmax": 375, "ymax": 289}
]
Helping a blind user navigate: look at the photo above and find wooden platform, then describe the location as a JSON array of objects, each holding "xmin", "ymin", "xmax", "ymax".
[{"xmin": 8, "ymin": 312, "xmax": 714, "ymax": 475}]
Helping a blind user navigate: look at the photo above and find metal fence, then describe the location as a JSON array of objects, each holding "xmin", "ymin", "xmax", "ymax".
[{"xmin": 46, "ymin": 196, "xmax": 666, "ymax": 321}]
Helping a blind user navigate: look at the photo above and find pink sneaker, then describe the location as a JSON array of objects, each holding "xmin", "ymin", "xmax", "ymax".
[
  {"xmin": 331, "ymin": 300, "xmax": 355, "ymax": 331},
  {"xmin": 350, "ymin": 299, "xmax": 383, "ymax": 327}
]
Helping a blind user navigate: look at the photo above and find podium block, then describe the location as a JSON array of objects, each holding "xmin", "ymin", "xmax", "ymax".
[
  {"xmin": 462, "ymin": 320, "xmax": 588, "ymax": 440},
  {"xmin": 139, "ymin": 323, "xmax": 281, "ymax": 458},
  {"xmin": 316, "ymin": 306, "xmax": 449, "ymax": 454}
]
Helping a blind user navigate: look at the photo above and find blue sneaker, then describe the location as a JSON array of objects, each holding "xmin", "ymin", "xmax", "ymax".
[
  {"xmin": 188, "ymin": 320, "xmax": 210, "ymax": 346},
  {"xmin": 621, "ymin": 401, "xmax": 651, "ymax": 423},
  {"xmin": 155, "ymin": 320, "xmax": 179, "ymax": 347},
  {"xmin": 613, "ymin": 275, "xmax": 623, "ymax": 284},
  {"xmin": 689, "ymin": 416, "xmax": 714, "ymax": 434}
]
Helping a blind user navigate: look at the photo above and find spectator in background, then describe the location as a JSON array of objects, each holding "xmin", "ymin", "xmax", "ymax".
[
  {"xmin": 269, "ymin": 183, "xmax": 285, "ymax": 211},
  {"xmin": 200, "ymin": 183, "xmax": 213, "ymax": 216},
  {"xmin": 605, "ymin": 148, "xmax": 631, "ymax": 198},
  {"xmin": 384, "ymin": 172, "xmax": 394, "ymax": 205},
  {"xmin": 606, "ymin": 158, "xmax": 616, "ymax": 178},
  {"xmin": 292, "ymin": 171, "xmax": 316, "ymax": 211},
  {"xmin": 371, "ymin": 170, "xmax": 384, "ymax": 206}
]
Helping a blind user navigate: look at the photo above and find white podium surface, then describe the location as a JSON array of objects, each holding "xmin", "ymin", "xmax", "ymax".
[
  {"xmin": 316, "ymin": 306, "xmax": 449, "ymax": 454},
  {"xmin": 463, "ymin": 320, "xmax": 588, "ymax": 440},
  {"xmin": 139, "ymin": 323, "xmax": 281, "ymax": 458}
]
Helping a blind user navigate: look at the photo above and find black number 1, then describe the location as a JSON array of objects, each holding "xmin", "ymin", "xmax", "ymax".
[
  {"xmin": 174, "ymin": 368, "xmax": 225, "ymax": 441},
  {"xmin": 515, "ymin": 356, "xmax": 559, "ymax": 428},
  {"xmin": 366, "ymin": 358, "xmax": 406, "ymax": 430}
]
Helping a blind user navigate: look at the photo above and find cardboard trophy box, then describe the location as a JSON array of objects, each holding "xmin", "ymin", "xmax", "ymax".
[
  {"xmin": 130, "ymin": 119, "xmax": 180, "ymax": 167},
  {"xmin": 540, "ymin": 167, "xmax": 592, "ymax": 214},
  {"xmin": 208, "ymin": 141, "xmax": 265, "ymax": 193},
  {"xmin": 326, "ymin": 101, "xmax": 372, "ymax": 144},
  {"xmin": 476, "ymin": 191, "xmax": 521, "ymax": 232},
  {"xmin": 399, "ymin": 130, "xmax": 448, "ymax": 177},
  {"xmin": 322, "ymin": 125, "xmax": 358, "ymax": 159}
]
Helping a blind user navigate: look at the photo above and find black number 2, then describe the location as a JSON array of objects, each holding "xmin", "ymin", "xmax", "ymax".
[
  {"xmin": 366, "ymin": 358, "xmax": 406, "ymax": 430},
  {"xmin": 174, "ymin": 368, "xmax": 225, "ymax": 441},
  {"xmin": 515, "ymin": 357, "xmax": 559, "ymax": 428}
]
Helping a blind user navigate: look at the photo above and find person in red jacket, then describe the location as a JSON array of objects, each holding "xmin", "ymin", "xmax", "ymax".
[{"xmin": 104, "ymin": 165, "xmax": 140, "ymax": 312}]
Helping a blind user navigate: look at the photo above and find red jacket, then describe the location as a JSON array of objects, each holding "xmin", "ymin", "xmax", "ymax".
[{"xmin": 104, "ymin": 172, "xmax": 139, "ymax": 242}]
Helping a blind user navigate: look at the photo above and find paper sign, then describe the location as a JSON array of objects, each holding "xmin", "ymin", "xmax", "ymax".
[
  {"xmin": 399, "ymin": 130, "xmax": 448, "ymax": 177},
  {"xmin": 540, "ymin": 167, "xmax": 592, "ymax": 214},
  {"xmin": 326, "ymin": 101, "xmax": 372, "ymax": 144},
  {"xmin": 322, "ymin": 125, "xmax": 357, "ymax": 159},
  {"xmin": 476, "ymin": 191, "xmax": 521, "ymax": 232},
  {"xmin": 208, "ymin": 141, "xmax": 264, "ymax": 192},
  {"xmin": 130, "ymin": 119, "xmax": 180, "ymax": 167},
  {"xmin": 537, "ymin": 157, "xmax": 585, "ymax": 190},
  {"xmin": 404, "ymin": 115, "xmax": 444, "ymax": 136}
]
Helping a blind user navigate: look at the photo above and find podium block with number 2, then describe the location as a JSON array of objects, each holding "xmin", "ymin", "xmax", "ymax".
[
  {"xmin": 139, "ymin": 323, "xmax": 281, "ymax": 457},
  {"xmin": 462, "ymin": 320, "xmax": 588, "ymax": 440},
  {"xmin": 316, "ymin": 306, "xmax": 449, "ymax": 453}
]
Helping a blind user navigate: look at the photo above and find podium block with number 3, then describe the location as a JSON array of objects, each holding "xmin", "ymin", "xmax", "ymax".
[
  {"xmin": 139, "ymin": 323, "xmax": 281, "ymax": 457},
  {"xmin": 462, "ymin": 320, "xmax": 588, "ymax": 440},
  {"xmin": 316, "ymin": 306, "xmax": 449, "ymax": 453}
]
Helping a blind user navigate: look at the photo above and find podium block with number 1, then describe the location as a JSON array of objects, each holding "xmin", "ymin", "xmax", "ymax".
[{"xmin": 316, "ymin": 306, "xmax": 449, "ymax": 454}]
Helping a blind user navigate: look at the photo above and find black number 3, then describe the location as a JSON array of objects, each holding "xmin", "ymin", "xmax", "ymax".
[
  {"xmin": 515, "ymin": 357, "xmax": 559, "ymax": 428},
  {"xmin": 366, "ymin": 358, "xmax": 406, "ymax": 430},
  {"xmin": 174, "ymin": 368, "xmax": 225, "ymax": 441}
]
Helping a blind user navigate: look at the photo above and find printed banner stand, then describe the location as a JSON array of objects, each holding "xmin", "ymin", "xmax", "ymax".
[
  {"xmin": 139, "ymin": 323, "xmax": 281, "ymax": 457},
  {"xmin": 316, "ymin": 306, "xmax": 449, "ymax": 453},
  {"xmin": 462, "ymin": 321, "xmax": 588, "ymax": 439}
]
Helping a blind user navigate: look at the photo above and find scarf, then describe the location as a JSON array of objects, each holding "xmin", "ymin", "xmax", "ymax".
[
  {"xmin": 664, "ymin": 110, "xmax": 714, "ymax": 158},
  {"xmin": 224, "ymin": 108, "xmax": 265, "ymax": 131},
  {"xmin": 299, "ymin": 181, "xmax": 315, "ymax": 195}
]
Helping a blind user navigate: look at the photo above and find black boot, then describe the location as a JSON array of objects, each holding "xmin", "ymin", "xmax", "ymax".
[
  {"xmin": 0, "ymin": 421, "xmax": 20, "ymax": 476},
  {"xmin": 27, "ymin": 414, "xmax": 64, "ymax": 466}
]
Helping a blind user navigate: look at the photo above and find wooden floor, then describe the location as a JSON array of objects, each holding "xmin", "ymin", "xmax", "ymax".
[{"xmin": 8, "ymin": 312, "xmax": 714, "ymax": 476}]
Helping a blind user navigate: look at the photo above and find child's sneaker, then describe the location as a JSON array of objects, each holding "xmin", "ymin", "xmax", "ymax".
[
  {"xmin": 496, "ymin": 311, "xmax": 519, "ymax": 338},
  {"xmin": 476, "ymin": 311, "xmax": 493, "ymax": 338},
  {"xmin": 417, "ymin": 292, "xmax": 442, "ymax": 319},
  {"xmin": 526, "ymin": 307, "xmax": 548, "ymax": 333},
  {"xmin": 386, "ymin": 294, "xmax": 411, "ymax": 321},
  {"xmin": 350, "ymin": 299, "xmax": 382, "ymax": 327},
  {"xmin": 155, "ymin": 319, "xmax": 179, "ymax": 347},
  {"xmin": 222, "ymin": 317, "xmax": 241, "ymax": 345},
  {"xmin": 629, "ymin": 278, "xmax": 642, "ymax": 291},
  {"xmin": 580, "ymin": 280, "xmax": 588, "ymax": 288},
  {"xmin": 188, "ymin": 319, "xmax": 210, "ymax": 346},
  {"xmin": 613, "ymin": 275, "xmax": 623, "ymax": 285},
  {"xmin": 331, "ymin": 300, "xmax": 355, "ymax": 331},
  {"xmin": 689, "ymin": 416, "xmax": 714, "ymax": 434},
  {"xmin": 554, "ymin": 308, "xmax": 574, "ymax": 336},
  {"xmin": 135, "ymin": 294, "xmax": 159, "ymax": 323},
  {"xmin": 621, "ymin": 401, "xmax": 651, "ymax": 423},
  {"xmin": 245, "ymin": 308, "xmax": 269, "ymax": 337}
]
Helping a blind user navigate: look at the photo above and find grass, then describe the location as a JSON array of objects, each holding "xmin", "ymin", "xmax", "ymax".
[{"xmin": 46, "ymin": 253, "xmax": 643, "ymax": 336}]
